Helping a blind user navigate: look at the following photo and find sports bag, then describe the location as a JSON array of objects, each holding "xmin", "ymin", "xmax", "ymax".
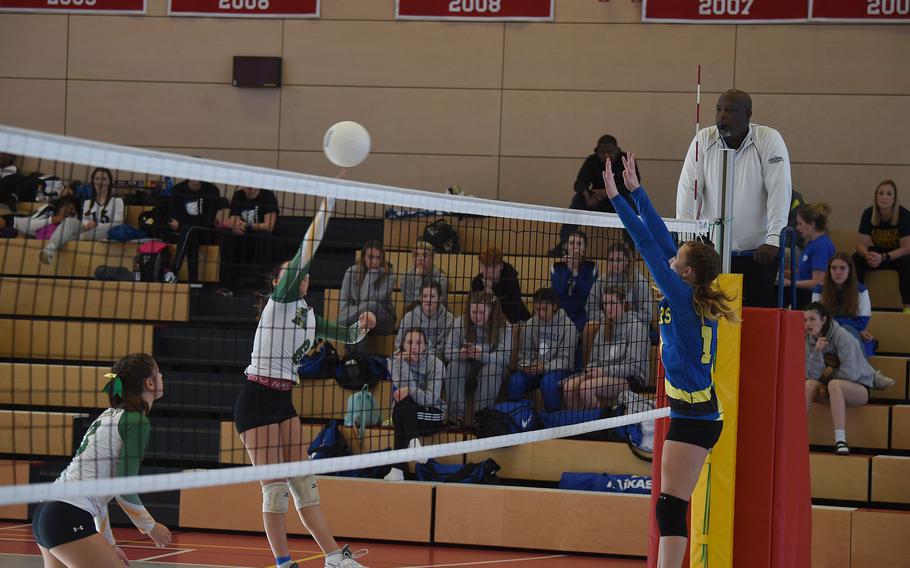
[
  {"xmin": 307, "ymin": 420, "xmax": 353, "ymax": 460},
  {"xmin": 414, "ymin": 458, "xmax": 500, "ymax": 484},
  {"xmin": 297, "ymin": 341, "xmax": 340, "ymax": 379},
  {"xmin": 558, "ymin": 472, "xmax": 652, "ymax": 495},
  {"xmin": 344, "ymin": 385, "xmax": 381, "ymax": 440},
  {"xmin": 335, "ymin": 353, "xmax": 387, "ymax": 390},
  {"xmin": 473, "ymin": 399, "xmax": 541, "ymax": 438},
  {"xmin": 422, "ymin": 218, "xmax": 460, "ymax": 253},
  {"xmin": 134, "ymin": 241, "xmax": 172, "ymax": 282}
]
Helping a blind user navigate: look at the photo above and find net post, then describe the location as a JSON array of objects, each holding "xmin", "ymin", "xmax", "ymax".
[{"xmin": 717, "ymin": 148, "xmax": 735, "ymax": 274}]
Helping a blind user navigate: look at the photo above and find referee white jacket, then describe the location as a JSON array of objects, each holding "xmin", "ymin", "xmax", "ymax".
[{"xmin": 676, "ymin": 124, "xmax": 792, "ymax": 251}]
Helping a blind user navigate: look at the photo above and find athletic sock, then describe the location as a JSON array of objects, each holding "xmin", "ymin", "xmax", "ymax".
[
  {"xmin": 834, "ymin": 429, "xmax": 846, "ymax": 444},
  {"xmin": 276, "ymin": 555, "xmax": 292, "ymax": 568}
]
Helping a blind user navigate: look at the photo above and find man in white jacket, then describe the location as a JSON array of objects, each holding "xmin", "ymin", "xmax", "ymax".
[{"xmin": 676, "ymin": 89, "xmax": 792, "ymax": 307}]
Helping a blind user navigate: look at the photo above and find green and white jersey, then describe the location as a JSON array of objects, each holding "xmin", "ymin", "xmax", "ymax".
[{"xmin": 57, "ymin": 407, "xmax": 156, "ymax": 543}]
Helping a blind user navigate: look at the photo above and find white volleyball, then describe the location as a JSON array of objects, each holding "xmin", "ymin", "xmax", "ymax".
[{"xmin": 323, "ymin": 121, "xmax": 371, "ymax": 168}]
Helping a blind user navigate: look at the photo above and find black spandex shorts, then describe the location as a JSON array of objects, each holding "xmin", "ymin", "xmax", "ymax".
[
  {"xmin": 234, "ymin": 379, "xmax": 298, "ymax": 434},
  {"xmin": 32, "ymin": 501, "xmax": 96, "ymax": 549},
  {"xmin": 666, "ymin": 418, "xmax": 724, "ymax": 451}
]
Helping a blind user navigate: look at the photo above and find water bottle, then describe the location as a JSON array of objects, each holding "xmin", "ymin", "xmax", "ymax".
[{"xmin": 133, "ymin": 256, "xmax": 142, "ymax": 282}]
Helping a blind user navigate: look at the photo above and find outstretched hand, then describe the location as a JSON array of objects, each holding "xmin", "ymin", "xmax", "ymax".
[
  {"xmin": 621, "ymin": 153, "xmax": 640, "ymax": 191},
  {"xmin": 602, "ymin": 160, "xmax": 620, "ymax": 200}
]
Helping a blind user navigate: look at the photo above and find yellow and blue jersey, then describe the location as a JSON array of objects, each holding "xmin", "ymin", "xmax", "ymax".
[{"xmin": 612, "ymin": 188, "xmax": 721, "ymax": 421}]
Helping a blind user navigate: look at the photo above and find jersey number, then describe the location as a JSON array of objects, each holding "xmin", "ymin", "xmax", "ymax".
[
  {"xmin": 700, "ymin": 326, "xmax": 713, "ymax": 365},
  {"xmin": 658, "ymin": 306, "xmax": 672, "ymax": 324}
]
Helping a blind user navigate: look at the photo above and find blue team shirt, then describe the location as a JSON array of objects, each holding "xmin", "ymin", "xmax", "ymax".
[
  {"xmin": 550, "ymin": 260, "xmax": 598, "ymax": 331},
  {"xmin": 612, "ymin": 188, "xmax": 721, "ymax": 421},
  {"xmin": 798, "ymin": 234, "xmax": 836, "ymax": 282}
]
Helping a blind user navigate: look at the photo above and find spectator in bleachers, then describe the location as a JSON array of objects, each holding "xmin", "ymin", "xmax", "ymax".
[
  {"xmin": 812, "ymin": 253, "xmax": 875, "ymax": 357},
  {"xmin": 783, "ymin": 203, "xmax": 835, "ymax": 309},
  {"xmin": 506, "ymin": 288, "xmax": 577, "ymax": 412},
  {"xmin": 548, "ymin": 135, "xmax": 640, "ymax": 257},
  {"xmin": 564, "ymin": 286, "xmax": 650, "ymax": 410},
  {"xmin": 0, "ymin": 195, "xmax": 77, "ymax": 238},
  {"xmin": 0, "ymin": 153, "xmax": 16, "ymax": 178},
  {"xmin": 550, "ymin": 230, "xmax": 598, "ymax": 332},
  {"xmin": 584, "ymin": 242, "xmax": 652, "ymax": 356},
  {"xmin": 385, "ymin": 327, "xmax": 447, "ymax": 482},
  {"xmin": 854, "ymin": 180, "xmax": 910, "ymax": 312},
  {"xmin": 39, "ymin": 167, "xmax": 125, "ymax": 264},
  {"xmin": 444, "ymin": 291, "xmax": 512, "ymax": 426},
  {"xmin": 400, "ymin": 240, "xmax": 449, "ymax": 308},
  {"xmin": 804, "ymin": 302, "xmax": 875, "ymax": 455},
  {"xmin": 470, "ymin": 246, "xmax": 530, "ymax": 324},
  {"xmin": 216, "ymin": 187, "xmax": 280, "ymax": 297},
  {"xmin": 338, "ymin": 239, "xmax": 397, "ymax": 353},
  {"xmin": 395, "ymin": 280, "xmax": 454, "ymax": 359},
  {"xmin": 169, "ymin": 178, "xmax": 222, "ymax": 283}
]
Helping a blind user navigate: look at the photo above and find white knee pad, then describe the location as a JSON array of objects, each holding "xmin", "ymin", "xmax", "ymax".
[
  {"xmin": 288, "ymin": 475, "xmax": 319, "ymax": 509},
  {"xmin": 262, "ymin": 481, "xmax": 289, "ymax": 514}
]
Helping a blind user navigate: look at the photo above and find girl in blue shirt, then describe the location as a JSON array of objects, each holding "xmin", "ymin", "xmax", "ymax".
[
  {"xmin": 550, "ymin": 230, "xmax": 598, "ymax": 331},
  {"xmin": 604, "ymin": 154, "xmax": 739, "ymax": 568},
  {"xmin": 784, "ymin": 202, "xmax": 835, "ymax": 308}
]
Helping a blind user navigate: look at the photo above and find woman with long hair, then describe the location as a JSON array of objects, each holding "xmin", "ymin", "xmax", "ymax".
[
  {"xmin": 811, "ymin": 253, "xmax": 875, "ymax": 357},
  {"xmin": 854, "ymin": 179, "xmax": 910, "ymax": 311},
  {"xmin": 783, "ymin": 202, "xmax": 835, "ymax": 308},
  {"xmin": 338, "ymin": 239, "xmax": 397, "ymax": 353}
]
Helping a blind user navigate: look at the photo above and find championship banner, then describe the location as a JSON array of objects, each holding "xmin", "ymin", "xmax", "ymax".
[
  {"xmin": 167, "ymin": 0, "xmax": 317, "ymax": 18},
  {"xmin": 0, "ymin": 0, "xmax": 144, "ymax": 14},
  {"xmin": 396, "ymin": 0, "xmax": 553, "ymax": 21},
  {"xmin": 810, "ymin": 0, "xmax": 910, "ymax": 22},
  {"xmin": 642, "ymin": 0, "xmax": 808, "ymax": 23}
]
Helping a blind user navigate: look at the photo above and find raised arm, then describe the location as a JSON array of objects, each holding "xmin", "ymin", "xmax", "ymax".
[
  {"xmin": 314, "ymin": 314, "xmax": 369, "ymax": 345},
  {"xmin": 621, "ymin": 153, "xmax": 677, "ymax": 259},
  {"xmin": 274, "ymin": 198, "xmax": 333, "ymax": 303}
]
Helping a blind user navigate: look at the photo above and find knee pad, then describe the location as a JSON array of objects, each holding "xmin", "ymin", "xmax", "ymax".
[
  {"xmin": 262, "ymin": 481, "xmax": 289, "ymax": 514},
  {"xmin": 288, "ymin": 475, "xmax": 319, "ymax": 509},
  {"xmin": 655, "ymin": 493, "xmax": 689, "ymax": 538}
]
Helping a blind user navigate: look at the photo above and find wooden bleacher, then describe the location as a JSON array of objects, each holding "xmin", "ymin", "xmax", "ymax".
[
  {"xmin": 0, "ymin": 238, "xmax": 219, "ymax": 282},
  {"xmin": 0, "ymin": 277, "xmax": 189, "ymax": 322},
  {"xmin": 0, "ymin": 319, "xmax": 153, "ymax": 361},
  {"xmin": 808, "ymin": 403, "xmax": 891, "ymax": 449},
  {"xmin": 868, "ymin": 356, "xmax": 909, "ymax": 400},
  {"xmin": 0, "ymin": 410, "xmax": 85, "ymax": 456},
  {"xmin": 892, "ymin": 405, "xmax": 910, "ymax": 450},
  {"xmin": 0, "ymin": 363, "xmax": 108, "ymax": 408}
]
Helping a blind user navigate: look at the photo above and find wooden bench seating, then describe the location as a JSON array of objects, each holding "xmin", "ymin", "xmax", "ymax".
[
  {"xmin": 0, "ymin": 238, "xmax": 219, "ymax": 282},
  {"xmin": 0, "ymin": 363, "xmax": 108, "ymax": 408},
  {"xmin": 892, "ymin": 405, "xmax": 910, "ymax": 450},
  {"xmin": 0, "ymin": 277, "xmax": 189, "ymax": 322},
  {"xmin": 0, "ymin": 318, "xmax": 153, "ymax": 361},
  {"xmin": 810, "ymin": 452, "xmax": 870, "ymax": 502},
  {"xmin": 871, "ymin": 455, "xmax": 910, "ymax": 504},
  {"xmin": 0, "ymin": 410, "xmax": 85, "ymax": 456},
  {"xmin": 869, "ymin": 356, "xmax": 909, "ymax": 400},
  {"xmin": 808, "ymin": 403, "xmax": 890, "ymax": 449},
  {"xmin": 867, "ymin": 312, "xmax": 910, "ymax": 353}
]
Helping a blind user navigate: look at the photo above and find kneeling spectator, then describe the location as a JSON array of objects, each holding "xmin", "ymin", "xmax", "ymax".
[
  {"xmin": 804, "ymin": 302, "xmax": 893, "ymax": 455},
  {"xmin": 506, "ymin": 288, "xmax": 578, "ymax": 412},
  {"xmin": 445, "ymin": 291, "xmax": 512, "ymax": 426},
  {"xmin": 854, "ymin": 179, "xmax": 910, "ymax": 312},
  {"xmin": 216, "ymin": 186, "xmax": 279, "ymax": 296},
  {"xmin": 384, "ymin": 328, "xmax": 448, "ymax": 481},
  {"xmin": 471, "ymin": 246, "xmax": 530, "ymax": 324},
  {"xmin": 338, "ymin": 240, "xmax": 397, "ymax": 353},
  {"xmin": 395, "ymin": 281, "xmax": 454, "ymax": 359},
  {"xmin": 39, "ymin": 167, "xmax": 124, "ymax": 264},
  {"xmin": 564, "ymin": 286, "xmax": 650, "ymax": 410},
  {"xmin": 401, "ymin": 241, "xmax": 449, "ymax": 308},
  {"xmin": 812, "ymin": 253, "xmax": 874, "ymax": 357}
]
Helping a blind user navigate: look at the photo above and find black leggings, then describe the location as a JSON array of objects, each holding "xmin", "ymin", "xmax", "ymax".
[
  {"xmin": 392, "ymin": 396, "xmax": 445, "ymax": 450},
  {"xmin": 853, "ymin": 252, "xmax": 910, "ymax": 304}
]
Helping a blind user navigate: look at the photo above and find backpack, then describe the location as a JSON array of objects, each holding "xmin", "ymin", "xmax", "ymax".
[
  {"xmin": 617, "ymin": 390, "xmax": 656, "ymax": 454},
  {"xmin": 422, "ymin": 218, "xmax": 460, "ymax": 253},
  {"xmin": 307, "ymin": 420, "xmax": 353, "ymax": 460},
  {"xmin": 344, "ymin": 385, "xmax": 381, "ymax": 440},
  {"xmin": 415, "ymin": 458, "xmax": 500, "ymax": 484},
  {"xmin": 558, "ymin": 472, "xmax": 652, "ymax": 495},
  {"xmin": 335, "ymin": 353, "xmax": 387, "ymax": 390},
  {"xmin": 297, "ymin": 341, "xmax": 340, "ymax": 379},
  {"xmin": 473, "ymin": 399, "xmax": 541, "ymax": 438},
  {"xmin": 134, "ymin": 241, "xmax": 172, "ymax": 282},
  {"xmin": 137, "ymin": 196, "xmax": 174, "ymax": 240}
]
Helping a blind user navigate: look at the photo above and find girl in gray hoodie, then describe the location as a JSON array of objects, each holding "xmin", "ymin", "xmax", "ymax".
[
  {"xmin": 805, "ymin": 302, "xmax": 876, "ymax": 455},
  {"xmin": 338, "ymin": 240, "xmax": 397, "ymax": 353},
  {"xmin": 506, "ymin": 287, "xmax": 578, "ymax": 412},
  {"xmin": 394, "ymin": 281, "xmax": 454, "ymax": 359},
  {"xmin": 444, "ymin": 291, "xmax": 512, "ymax": 425},
  {"xmin": 400, "ymin": 241, "xmax": 449, "ymax": 308},
  {"xmin": 565, "ymin": 285, "xmax": 651, "ymax": 410}
]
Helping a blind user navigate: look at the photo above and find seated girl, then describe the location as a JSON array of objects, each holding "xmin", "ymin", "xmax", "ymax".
[
  {"xmin": 564, "ymin": 286, "xmax": 650, "ymax": 410},
  {"xmin": 811, "ymin": 253, "xmax": 875, "ymax": 357},
  {"xmin": 395, "ymin": 280, "xmax": 454, "ymax": 359},
  {"xmin": 338, "ymin": 239, "xmax": 397, "ymax": 353},
  {"xmin": 400, "ymin": 240, "xmax": 449, "ymax": 308}
]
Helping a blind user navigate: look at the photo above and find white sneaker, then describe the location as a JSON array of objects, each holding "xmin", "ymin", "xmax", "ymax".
[
  {"xmin": 39, "ymin": 243, "xmax": 56, "ymax": 265},
  {"xmin": 325, "ymin": 544, "xmax": 368, "ymax": 568},
  {"xmin": 873, "ymin": 370, "xmax": 895, "ymax": 390},
  {"xmin": 408, "ymin": 438, "xmax": 427, "ymax": 464},
  {"xmin": 383, "ymin": 467, "xmax": 404, "ymax": 482}
]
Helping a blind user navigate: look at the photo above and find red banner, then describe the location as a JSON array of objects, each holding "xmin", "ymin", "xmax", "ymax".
[
  {"xmin": 810, "ymin": 0, "xmax": 910, "ymax": 21},
  {"xmin": 396, "ymin": 0, "xmax": 553, "ymax": 21},
  {"xmin": 168, "ymin": 0, "xmax": 317, "ymax": 18},
  {"xmin": 642, "ymin": 0, "xmax": 808, "ymax": 23},
  {"xmin": 0, "ymin": 0, "xmax": 144, "ymax": 13}
]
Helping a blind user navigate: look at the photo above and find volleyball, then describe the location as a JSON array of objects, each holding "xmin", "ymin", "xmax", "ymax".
[{"xmin": 323, "ymin": 121, "xmax": 371, "ymax": 168}]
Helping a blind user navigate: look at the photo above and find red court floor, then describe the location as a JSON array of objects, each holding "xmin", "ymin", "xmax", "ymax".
[{"xmin": 0, "ymin": 521, "xmax": 646, "ymax": 567}]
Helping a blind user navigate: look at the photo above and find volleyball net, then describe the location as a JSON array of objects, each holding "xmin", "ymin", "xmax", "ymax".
[{"xmin": 0, "ymin": 124, "xmax": 713, "ymax": 507}]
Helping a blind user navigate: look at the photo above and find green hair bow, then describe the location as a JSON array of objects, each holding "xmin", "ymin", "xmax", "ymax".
[{"xmin": 102, "ymin": 372, "xmax": 123, "ymax": 397}]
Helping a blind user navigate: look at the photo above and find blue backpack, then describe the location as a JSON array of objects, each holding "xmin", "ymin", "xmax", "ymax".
[
  {"xmin": 307, "ymin": 420, "xmax": 352, "ymax": 460},
  {"xmin": 415, "ymin": 458, "xmax": 500, "ymax": 484},
  {"xmin": 473, "ymin": 399, "xmax": 541, "ymax": 438},
  {"xmin": 559, "ymin": 472, "xmax": 652, "ymax": 495},
  {"xmin": 344, "ymin": 385, "xmax": 381, "ymax": 440}
]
